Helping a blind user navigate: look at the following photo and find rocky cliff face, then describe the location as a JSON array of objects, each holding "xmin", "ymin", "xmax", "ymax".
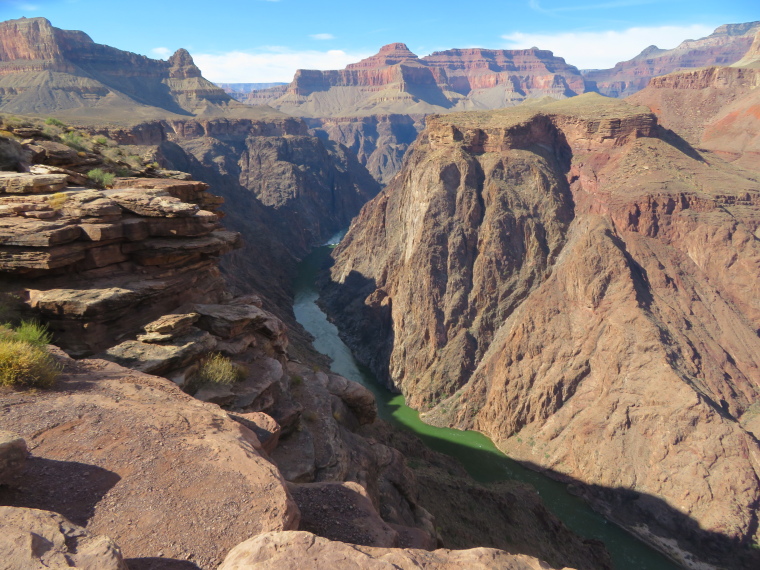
[
  {"xmin": 323, "ymin": 93, "xmax": 760, "ymax": 568},
  {"xmin": 584, "ymin": 21, "xmax": 760, "ymax": 97},
  {"xmin": 246, "ymin": 43, "xmax": 591, "ymax": 185},
  {"xmin": 627, "ymin": 41, "xmax": 760, "ymax": 171},
  {"xmin": 252, "ymin": 43, "xmax": 590, "ymax": 119},
  {"xmin": 306, "ymin": 114, "xmax": 424, "ymax": 184},
  {"xmin": 0, "ymin": 17, "xmax": 262, "ymax": 120},
  {"xmin": 0, "ymin": 122, "xmax": 608, "ymax": 570}
]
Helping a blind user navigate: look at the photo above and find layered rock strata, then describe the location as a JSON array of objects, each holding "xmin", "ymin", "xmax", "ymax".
[
  {"xmin": 249, "ymin": 42, "xmax": 590, "ymax": 118},
  {"xmin": 584, "ymin": 21, "xmax": 760, "ymax": 97},
  {"xmin": 95, "ymin": 115, "xmax": 381, "ymax": 315},
  {"xmin": 628, "ymin": 32, "xmax": 760, "ymax": 172},
  {"xmin": 0, "ymin": 172, "xmax": 237, "ymax": 355},
  {"xmin": 324, "ymin": 93, "xmax": 760, "ymax": 568},
  {"xmin": 0, "ymin": 17, "xmax": 269, "ymax": 120}
]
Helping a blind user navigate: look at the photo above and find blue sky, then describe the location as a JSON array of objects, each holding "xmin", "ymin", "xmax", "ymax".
[{"xmin": 0, "ymin": 0, "xmax": 757, "ymax": 81}]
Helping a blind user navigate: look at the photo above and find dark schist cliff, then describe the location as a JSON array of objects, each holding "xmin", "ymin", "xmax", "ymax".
[
  {"xmin": 0, "ymin": 123, "xmax": 609, "ymax": 570},
  {"xmin": 322, "ymin": 93, "xmax": 760, "ymax": 569}
]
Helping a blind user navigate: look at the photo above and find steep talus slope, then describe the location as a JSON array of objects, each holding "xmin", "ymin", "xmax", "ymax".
[
  {"xmin": 323, "ymin": 93, "xmax": 760, "ymax": 568},
  {"xmin": 584, "ymin": 21, "xmax": 760, "ymax": 97},
  {"xmin": 0, "ymin": 17, "xmax": 276, "ymax": 121},
  {"xmin": 628, "ymin": 30, "xmax": 760, "ymax": 171}
]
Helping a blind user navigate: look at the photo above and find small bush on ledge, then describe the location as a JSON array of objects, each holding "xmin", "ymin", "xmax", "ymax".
[
  {"xmin": 192, "ymin": 353, "xmax": 245, "ymax": 387},
  {"xmin": 87, "ymin": 168, "xmax": 115, "ymax": 189},
  {"xmin": 0, "ymin": 321, "xmax": 59, "ymax": 388}
]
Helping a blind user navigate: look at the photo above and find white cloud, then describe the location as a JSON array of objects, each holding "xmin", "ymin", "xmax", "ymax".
[
  {"xmin": 151, "ymin": 47, "xmax": 172, "ymax": 58},
  {"xmin": 502, "ymin": 24, "xmax": 715, "ymax": 69},
  {"xmin": 192, "ymin": 48, "xmax": 372, "ymax": 83},
  {"xmin": 310, "ymin": 33, "xmax": 335, "ymax": 41}
]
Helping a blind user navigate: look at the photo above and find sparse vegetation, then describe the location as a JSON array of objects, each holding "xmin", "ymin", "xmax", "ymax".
[
  {"xmin": 93, "ymin": 135, "xmax": 108, "ymax": 146},
  {"xmin": 46, "ymin": 192, "xmax": 69, "ymax": 211},
  {"xmin": 290, "ymin": 374, "xmax": 303, "ymax": 386},
  {"xmin": 87, "ymin": 168, "xmax": 115, "ymax": 188},
  {"xmin": 10, "ymin": 320, "xmax": 54, "ymax": 346},
  {"xmin": 0, "ymin": 321, "xmax": 60, "ymax": 388},
  {"xmin": 61, "ymin": 131, "xmax": 86, "ymax": 151},
  {"xmin": 44, "ymin": 117, "xmax": 66, "ymax": 128},
  {"xmin": 192, "ymin": 353, "xmax": 244, "ymax": 386}
]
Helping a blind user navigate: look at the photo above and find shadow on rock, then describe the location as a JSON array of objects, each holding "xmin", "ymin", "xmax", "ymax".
[
  {"xmin": 0, "ymin": 457, "xmax": 120, "ymax": 527},
  {"xmin": 127, "ymin": 558, "xmax": 202, "ymax": 570}
]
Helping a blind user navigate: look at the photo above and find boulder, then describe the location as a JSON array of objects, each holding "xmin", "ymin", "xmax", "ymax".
[
  {"xmin": 0, "ymin": 357, "xmax": 299, "ymax": 568},
  {"xmin": 290, "ymin": 481, "xmax": 399, "ymax": 547},
  {"xmin": 142, "ymin": 312, "xmax": 200, "ymax": 336},
  {"xmin": 0, "ymin": 507, "xmax": 127, "ymax": 570},
  {"xmin": 0, "ymin": 172, "xmax": 67, "ymax": 194},
  {"xmin": 101, "ymin": 328, "xmax": 216, "ymax": 375},
  {"xmin": 109, "ymin": 188, "xmax": 199, "ymax": 217},
  {"xmin": 193, "ymin": 303, "xmax": 270, "ymax": 338},
  {"xmin": 218, "ymin": 531, "xmax": 572, "ymax": 570},
  {"xmin": 0, "ymin": 431, "xmax": 27, "ymax": 486},
  {"xmin": 229, "ymin": 412, "xmax": 282, "ymax": 455},
  {"xmin": 320, "ymin": 372, "xmax": 377, "ymax": 425}
]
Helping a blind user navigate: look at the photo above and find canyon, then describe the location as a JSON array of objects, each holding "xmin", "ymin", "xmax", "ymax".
[
  {"xmin": 1, "ymin": 12, "xmax": 760, "ymax": 570},
  {"xmin": 0, "ymin": 15, "xmax": 614, "ymax": 570},
  {"xmin": 323, "ymin": 94, "xmax": 760, "ymax": 569}
]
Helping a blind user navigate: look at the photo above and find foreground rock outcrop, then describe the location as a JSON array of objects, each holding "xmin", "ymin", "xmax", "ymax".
[
  {"xmin": 0, "ymin": 506, "xmax": 127, "ymax": 570},
  {"xmin": 324, "ymin": 93, "xmax": 760, "ymax": 568},
  {"xmin": 218, "ymin": 531, "xmax": 574, "ymax": 570},
  {"xmin": 0, "ymin": 353, "xmax": 299, "ymax": 568}
]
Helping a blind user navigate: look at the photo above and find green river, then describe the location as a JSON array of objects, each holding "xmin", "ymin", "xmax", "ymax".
[{"xmin": 293, "ymin": 239, "xmax": 679, "ymax": 570}]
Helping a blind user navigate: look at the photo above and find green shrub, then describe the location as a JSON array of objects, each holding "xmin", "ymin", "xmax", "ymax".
[
  {"xmin": 87, "ymin": 168, "xmax": 115, "ymax": 188},
  {"xmin": 0, "ymin": 339, "xmax": 60, "ymax": 388},
  {"xmin": 61, "ymin": 131, "xmax": 86, "ymax": 151},
  {"xmin": 93, "ymin": 135, "xmax": 108, "ymax": 146},
  {"xmin": 11, "ymin": 320, "xmax": 53, "ymax": 346},
  {"xmin": 45, "ymin": 117, "xmax": 66, "ymax": 128},
  {"xmin": 193, "ymin": 353, "xmax": 244, "ymax": 386}
]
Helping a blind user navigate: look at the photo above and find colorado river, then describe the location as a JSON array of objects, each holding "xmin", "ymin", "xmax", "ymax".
[{"xmin": 293, "ymin": 238, "xmax": 679, "ymax": 570}]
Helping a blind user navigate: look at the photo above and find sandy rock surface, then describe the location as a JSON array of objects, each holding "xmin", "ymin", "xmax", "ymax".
[{"xmin": 0, "ymin": 354, "xmax": 299, "ymax": 570}]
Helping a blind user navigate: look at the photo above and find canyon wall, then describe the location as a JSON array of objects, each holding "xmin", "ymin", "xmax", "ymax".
[
  {"xmin": 584, "ymin": 21, "xmax": 760, "ymax": 97},
  {"xmin": 324, "ymin": 93, "xmax": 760, "ymax": 569},
  {"xmin": 628, "ymin": 33, "xmax": 760, "ymax": 172},
  {"xmin": 0, "ymin": 17, "xmax": 265, "ymax": 120}
]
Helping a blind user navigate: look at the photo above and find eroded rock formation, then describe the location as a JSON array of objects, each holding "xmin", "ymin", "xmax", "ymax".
[
  {"xmin": 628, "ymin": 31, "xmax": 760, "ymax": 172},
  {"xmin": 324, "ymin": 93, "xmax": 760, "ymax": 568},
  {"xmin": 583, "ymin": 21, "xmax": 760, "ymax": 97},
  {"xmin": 0, "ymin": 17, "xmax": 273, "ymax": 120},
  {"xmin": 218, "ymin": 531, "xmax": 575, "ymax": 570},
  {"xmin": 249, "ymin": 42, "xmax": 590, "ymax": 118}
]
